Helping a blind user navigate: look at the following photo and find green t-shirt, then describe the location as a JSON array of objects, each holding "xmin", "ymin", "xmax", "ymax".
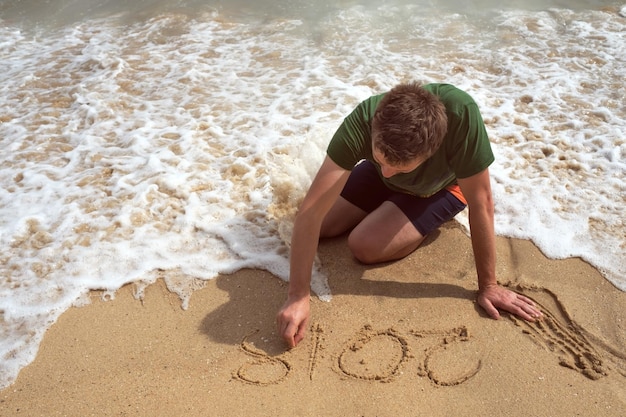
[{"xmin": 326, "ymin": 83, "xmax": 494, "ymax": 197}]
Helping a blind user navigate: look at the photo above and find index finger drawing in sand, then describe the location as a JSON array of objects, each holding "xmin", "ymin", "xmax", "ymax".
[{"xmin": 276, "ymin": 82, "xmax": 543, "ymax": 348}]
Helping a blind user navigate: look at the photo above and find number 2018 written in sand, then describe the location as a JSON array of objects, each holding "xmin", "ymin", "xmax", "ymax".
[{"xmin": 233, "ymin": 324, "xmax": 481, "ymax": 387}]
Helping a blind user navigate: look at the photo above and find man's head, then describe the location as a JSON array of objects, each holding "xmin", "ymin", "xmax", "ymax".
[{"xmin": 371, "ymin": 82, "xmax": 448, "ymax": 169}]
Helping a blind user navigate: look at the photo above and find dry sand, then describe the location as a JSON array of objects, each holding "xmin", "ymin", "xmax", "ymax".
[{"xmin": 1, "ymin": 224, "xmax": 625, "ymax": 416}]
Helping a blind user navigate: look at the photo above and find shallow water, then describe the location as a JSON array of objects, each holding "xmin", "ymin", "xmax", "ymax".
[{"xmin": 1, "ymin": 0, "xmax": 625, "ymax": 389}]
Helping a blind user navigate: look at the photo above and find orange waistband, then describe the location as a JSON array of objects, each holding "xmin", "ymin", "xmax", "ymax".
[{"xmin": 445, "ymin": 184, "xmax": 467, "ymax": 205}]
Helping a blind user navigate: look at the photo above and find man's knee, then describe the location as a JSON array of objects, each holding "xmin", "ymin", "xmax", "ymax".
[
  {"xmin": 347, "ymin": 225, "xmax": 425, "ymax": 265},
  {"xmin": 347, "ymin": 230, "xmax": 380, "ymax": 264}
]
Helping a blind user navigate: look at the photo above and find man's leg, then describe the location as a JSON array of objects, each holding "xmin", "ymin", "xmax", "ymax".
[
  {"xmin": 348, "ymin": 189, "xmax": 467, "ymax": 264},
  {"xmin": 320, "ymin": 160, "xmax": 466, "ymax": 263},
  {"xmin": 347, "ymin": 201, "xmax": 424, "ymax": 264},
  {"xmin": 320, "ymin": 160, "xmax": 392, "ymax": 238},
  {"xmin": 320, "ymin": 196, "xmax": 367, "ymax": 238}
]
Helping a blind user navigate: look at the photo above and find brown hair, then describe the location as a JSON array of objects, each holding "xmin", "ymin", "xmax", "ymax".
[{"xmin": 371, "ymin": 82, "xmax": 448, "ymax": 165}]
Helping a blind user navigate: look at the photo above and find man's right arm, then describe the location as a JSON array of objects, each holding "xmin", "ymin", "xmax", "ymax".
[{"xmin": 276, "ymin": 156, "xmax": 350, "ymax": 348}]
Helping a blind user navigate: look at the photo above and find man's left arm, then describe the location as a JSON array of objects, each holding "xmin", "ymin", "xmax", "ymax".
[{"xmin": 458, "ymin": 168, "xmax": 543, "ymax": 321}]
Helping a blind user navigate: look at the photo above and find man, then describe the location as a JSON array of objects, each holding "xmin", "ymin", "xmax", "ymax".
[{"xmin": 277, "ymin": 82, "xmax": 542, "ymax": 348}]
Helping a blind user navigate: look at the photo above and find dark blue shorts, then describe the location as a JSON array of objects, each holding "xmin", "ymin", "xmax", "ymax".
[{"xmin": 340, "ymin": 160, "xmax": 467, "ymax": 236}]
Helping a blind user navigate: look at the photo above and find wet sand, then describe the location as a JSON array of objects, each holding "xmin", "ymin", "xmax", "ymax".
[{"xmin": 1, "ymin": 224, "xmax": 625, "ymax": 416}]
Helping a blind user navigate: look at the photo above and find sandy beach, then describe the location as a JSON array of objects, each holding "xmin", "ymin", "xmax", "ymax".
[{"xmin": 1, "ymin": 224, "xmax": 625, "ymax": 416}]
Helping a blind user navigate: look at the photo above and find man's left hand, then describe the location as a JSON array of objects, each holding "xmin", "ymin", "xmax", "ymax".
[{"xmin": 477, "ymin": 284, "xmax": 543, "ymax": 321}]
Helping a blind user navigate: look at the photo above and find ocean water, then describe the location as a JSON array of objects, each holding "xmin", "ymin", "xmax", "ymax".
[{"xmin": 0, "ymin": 0, "xmax": 624, "ymax": 389}]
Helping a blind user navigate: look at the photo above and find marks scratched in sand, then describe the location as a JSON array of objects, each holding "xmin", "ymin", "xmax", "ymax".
[
  {"xmin": 231, "ymin": 287, "xmax": 626, "ymax": 388},
  {"xmin": 412, "ymin": 327, "xmax": 482, "ymax": 387},
  {"xmin": 234, "ymin": 330, "xmax": 292, "ymax": 386},
  {"xmin": 507, "ymin": 285, "xmax": 626, "ymax": 380},
  {"xmin": 336, "ymin": 325, "xmax": 410, "ymax": 383},
  {"xmin": 232, "ymin": 324, "xmax": 481, "ymax": 386},
  {"xmin": 308, "ymin": 323, "xmax": 324, "ymax": 381}
]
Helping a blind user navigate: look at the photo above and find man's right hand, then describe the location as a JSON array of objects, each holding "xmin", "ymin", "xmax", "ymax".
[
  {"xmin": 275, "ymin": 158, "xmax": 349, "ymax": 349},
  {"xmin": 276, "ymin": 295, "xmax": 310, "ymax": 348}
]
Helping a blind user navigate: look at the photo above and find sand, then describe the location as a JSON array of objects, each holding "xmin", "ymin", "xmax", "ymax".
[{"xmin": 1, "ymin": 223, "xmax": 625, "ymax": 416}]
